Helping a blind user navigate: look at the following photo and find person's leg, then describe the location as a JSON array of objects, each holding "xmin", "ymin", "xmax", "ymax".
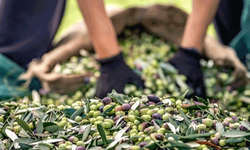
[
  {"xmin": 213, "ymin": 0, "xmax": 243, "ymax": 45},
  {"xmin": 0, "ymin": 0, "xmax": 66, "ymax": 69}
]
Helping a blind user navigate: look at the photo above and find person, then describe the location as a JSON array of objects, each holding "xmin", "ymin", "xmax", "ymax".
[
  {"xmin": 169, "ymin": 0, "xmax": 250, "ymax": 98},
  {"xmin": 1, "ymin": 0, "xmax": 246, "ymax": 99},
  {"xmin": 0, "ymin": 0, "xmax": 143, "ymax": 98}
]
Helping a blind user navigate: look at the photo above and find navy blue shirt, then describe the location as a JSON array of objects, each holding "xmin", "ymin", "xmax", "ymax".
[{"xmin": 0, "ymin": 0, "xmax": 66, "ymax": 69}]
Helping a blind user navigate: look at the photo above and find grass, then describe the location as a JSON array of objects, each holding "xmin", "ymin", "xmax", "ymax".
[{"xmin": 56, "ymin": 0, "xmax": 216, "ymax": 40}]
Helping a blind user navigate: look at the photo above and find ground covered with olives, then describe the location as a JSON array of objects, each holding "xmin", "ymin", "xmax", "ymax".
[
  {"xmin": 36, "ymin": 29, "xmax": 250, "ymax": 117},
  {"xmin": 1, "ymin": 29, "xmax": 250, "ymax": 149},
  {"xmin": 1, "ymin": 90, "xmax": 250, "ymax": 150}
]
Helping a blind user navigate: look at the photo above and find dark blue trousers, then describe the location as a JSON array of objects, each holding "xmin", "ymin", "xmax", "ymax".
[{"xmin": 0, "ymin": 0, "xmax": 66, "ymax": 69}]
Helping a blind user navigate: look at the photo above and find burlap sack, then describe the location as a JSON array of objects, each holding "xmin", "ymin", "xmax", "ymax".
[{"xmin": 34, "ymin": 4, "xmax": 246, "ymax": 93}]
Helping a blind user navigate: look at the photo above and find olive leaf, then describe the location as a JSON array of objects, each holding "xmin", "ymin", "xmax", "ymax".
[
  {"xmin": 115, "ymin": 143, "xmax": 131, "ymax": 150},
  {"xmin": 225, "ymin": 137, "xmax": 245, "ymax": 143},
  {"xmin": 216, "ymin": 122, "xmax": 224, "ymax": 134},
  {"xmin": 16, "ymin": 118, "xmax": 33, "ymax": 134},
  {"xmin": 154, "ymin": 119, "xmax": 164, "ymax": 126},
  {"xmin": 157, "ymin": 68, "xmax": 169, "ymax": 86},
  {"xmin": 97, "ymin": 124, "xmax": 108, "ymax": 147},
  {"xmin": 186, "ymin": 127, "xmax": 195, "ymax": 136},
  {"xmin": 15, "ymin": 106, "xmax": 44, "ymax": 114},
  {"xmin": 30, "ymin": 139, "xmax": 64, "ymax": 145},
  {"xmin": 152, "ymin": 120, "xmax": 160, "ymax": 131},
  {"xmin": 33, "ymin": 144, "xmax": 50, "ymax": 150},
  {"xmin": 5, "ymin": 129, "xmax": 20, "ymax": 149},
  {"xmin": 174, "ymin": 115, "xmax": 184, "ymax": 122},
  {"xmin": 185, "ymin": 142, "xmax": 200, "ymax": 148},
  {"xmin": 179, "ymin": 132, "xmax": 216, "ymax": 140},
  {"xmin": 176, "ymin": 77, "xmax": 188, "ymax": 93},
  {"xmin": 35, "ymin": 108, "xmax": 45, "ymax": 119},
  {"xmin": 162, "ymin": 99, "xmax": 172, "ymax": 106},
  {"xmin": 106, "ymin": 136, "xmax": 127, "ymax": 150},
  {"xmin": 43, "ymin": 122, "xmax": 64, "ymax": 132},
  {"xmin": 169, "ymin": 117, "xmax": 178, "ymax": 128},
  {"xmin": 195, "ymin": 96, "xmax": 209, "ymax": 106},
  {"xmin": 136, "ymin": 116, "xmax": 148, "ymax": 123},
  {"xmin": 115, "ymin": 126, "xmax": 130, "ymax": 140},
  {"xmin": 167, "ymin": 141, "xmax": 191, "ymax": 149},
  {"xmin": 19, "ymin": 143, "xmax": 32, "ymax": 150},
  {"xmin": 23, "ymin": 111, "xmax": 32, "ymax": 122},
  {"xmin": 107, "ymin": 90, "xmax": 125, "ymax": 105},
  {"xmin": 0, "ymin": 108, "xmax": 6, "ymax": 114},
  {"xmin": 184, "ymin": 105, "xmax": 209, "ymax": 110},
  {"xmin": 115, "ymin": 116, "xmax": 124, "ymax": 126},
  {"xmin": 222, "ymin": 130, "xmax": 250, "ymax": 138},
  {"xmin": 167, "ymin": 123, "xmax": 177, "ymax": 134},
  {"xmin": 0, "ymin": 140, "xmax": 5, "ymax": 150},
  {"xmin": 82, "ymin": 124, "xmax": 92, "ymax": 141},
  {"xmin": 160, "ymin": 62, "xmax": 177, "ymax": 74},
  {"xmin": 131, "ymin": 100, "xmax": 140, "ymax": 111},
  {"xmin": 241, "ymin": 121, "xmax": 250, "ymax": 130},
  {"xmin": 101, "ymin": 104, "xmax": 116, "ymax": 117},
  {"xmin": 19, "ymin": 129, "xmax": 30, "ymax": 138},
  {"xmin": 61, "ymin": 108, "xmax": 76, "ymax": 118},
  {"xmin": 179, "ymin": 90, "xmax": 189, "ymax": 100},
  {"xmin": 32, "ymin": 90, "xmax": 40, "ymax": 102},
  {"xmin": 49, "ymin": 111, "xmax": 57, "ymax": 122},
  {"xmin": 88, "ymin": 146, "xmax": 102, "ymax": 150},
  {"xmin": 70, "ymin": 107, "xmax": 84, "ymax": 120},
  {"xmin": 84, "ymin": 98, "xmax": 90, "ymax": 114}
]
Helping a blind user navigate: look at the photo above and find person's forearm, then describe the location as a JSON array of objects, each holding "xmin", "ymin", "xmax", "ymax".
[
  {"xmin": 77, "ymin": 0, "xmax": 120, "ymax": 59},
  {"xmin": 42, "ymin": 37, "xmax": 89, "ymax": 67},
  {"xmin": 181, "ymin": 0, "xmax": 220, "ymax": 52}
]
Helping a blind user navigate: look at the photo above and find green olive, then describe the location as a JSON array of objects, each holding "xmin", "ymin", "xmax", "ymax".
[
  {"xmin": 103, "ymin": 122, "xmax": 112, "ymax": 129},
  {"xmin": 128, "ymin": 115, "xmax": 136, "ymax": 122},
  {"xmin": 96, "ymin": 116, "xmax": 104, "ymax": 121},
  {"xmin": 90, "ymin": 105, "xmax": 98, "ymax": 111},
  {"xmin": 103, "ymin": 104, "xmax": 113, "ymax": 112},
  {"xmin": 134, "ymin": 120, "xmax": 140, "ymax": 126},
  {"xmin": 76, "ymin": 141, "xmax": 85, "ymax": 146},
  {"xmin": 104, "ymin": 119, "xmax": 114, "ymax": 125},
  {"xmin": 140, "ymin": 108, "xmax": 149, "ymax": 115},
  {"xmin": 129, "ymin": 146, "xmax": 140, "ymax": 150},
  {"xmin": 0, "ymin": 116, "xmax": 4, "ymax": 123},
  {"xmin": 196, "ymin": 124, "xmax": 206, "ymax": 131},
  {"xmin": 162, "ymin": 113, "xmax": 172, "ymax": 121},
  {"xmin": 94, "ymin": 121, "xmax": 103, "ymax": 125},
  {"xmin": 147, "ymin": 110, "xmax": 156, "ymax": 116},
  {"xmin": 175, "ymin": 100, "xmax": 182, "ymax": 106},
  {"xmin": 58, "ymin": 121, "xmax": 67, "ymax": 128},
  {"xmin": 65, "ymin": 141, "xmax": 72, "ymax": 146},
  {"xmin": 59, "ymin": 144, "xmax": 67, "ymax": 150},
  {"xmin": 141, "ymin": 115, "xmax": 151, "ymax": 122},
  {"xmin": 219, "ymin": 140, "xmax": 226, "ymax": 147},
  {"xmin": 74, "ymin": 116, "xmax": 82, "ymax": 123},
  {"xmin": 90, "ymin": 118, "xmax": 97, "ymax": 124},
  {"xmin": 93, "ymin": 111, "xmax": 101, "ymax": 118},
  {"xmin": 165, "ymin": 107, "xmax": 174, "ymax": 113},
  {"xmin": 202, "ymin": 118, "xmax": 213, "ymax": 127},
  {"xmin": 28, "ymin": 122, "xmax": 34, "ymax": 130}
]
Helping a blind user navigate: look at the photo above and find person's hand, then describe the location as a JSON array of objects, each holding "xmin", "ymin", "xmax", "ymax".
[
  {"xmin": 18, "ymin": 58, "xmax": 52, "ymax": 88},
  {"xmin": 204, "ymin": 36, "xmax": 247, "ymax": 90},
  {"xmin": 95, "ymin": 52, "xmax": 144, "ymax": 98},
  {"xmin": 21, "ymin": 60, "xmax": 90, "ymax": 94},
  {"xmin": 169, "ymin": 47, "xmax": 206, "ymax": 98}
]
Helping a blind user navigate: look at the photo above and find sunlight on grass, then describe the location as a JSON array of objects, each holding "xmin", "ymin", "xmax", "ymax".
[{"xmin": 56, "ymin": 0, "xmax": 216, "ymax": 40}]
